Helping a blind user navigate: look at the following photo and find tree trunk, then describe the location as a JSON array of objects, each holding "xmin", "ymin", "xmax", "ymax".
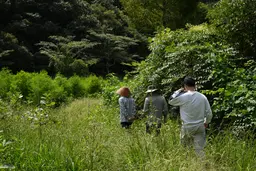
[
  {"xmin": 162, "ymin": 0, "xmax": 167, "ymax": 27},
  {"xmin": 10, "ymin": 0, "xmax": 17, "ymax": 12}
]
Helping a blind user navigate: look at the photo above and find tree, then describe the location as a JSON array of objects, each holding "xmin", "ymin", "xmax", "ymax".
[
  {"xmin": 120, "ymin": 0, "xmax": 203, "ymax": 34},
  {"xmin": 0, "ymin": 0, "xmax": 146, "ymax": 76},
  {"xmin": 0, "ymin": 32, "xmax": 33, "ymax": 72},
  {"xmin": 38, "ymin": 36, "xmax": 98, "ymax": 76},
  {"xmin": 0, "ymin": 0, "xmax": 87, "ymax": 72},
  {"xmin": 87, "ymin": 31, "xmax": 139, "ymax": 74},
  {"xmin": 208, "ymin": 0, "xmax": 256, "ymax": 57}
]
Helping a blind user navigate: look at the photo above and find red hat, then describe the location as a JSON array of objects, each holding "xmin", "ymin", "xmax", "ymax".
[{"xmin": 116, "ymin": 87, "xmax": 131, "ymax": 97}]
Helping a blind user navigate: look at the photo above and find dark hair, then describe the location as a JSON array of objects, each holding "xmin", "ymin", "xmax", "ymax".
[{"xmin": 184, "ymin": 77, "xmax": 195, "ymax": 87}]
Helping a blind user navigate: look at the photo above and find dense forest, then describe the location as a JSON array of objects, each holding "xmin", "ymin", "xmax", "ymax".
[
  {"xmin": 0, "ymin": 0, "xmax": 217, "ymax": 76},
  {"xmin": 1, "ymin": 0, "xmax": 256, "ymax": 170},
  {"xmin": 0, "ymin": 0, "xmax": 256, "ymax": 171},
  {"xmin": 0, "ymin": 0, "xmax": 144, "ymax": 75}
]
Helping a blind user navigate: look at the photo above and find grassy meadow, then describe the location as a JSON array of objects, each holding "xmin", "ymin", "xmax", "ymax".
[{"xmin": 1, "ymin": 98, "xmax": 256, "ymax": 171}]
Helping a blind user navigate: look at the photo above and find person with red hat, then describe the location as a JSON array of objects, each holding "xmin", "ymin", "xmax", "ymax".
[{"xmin": 116, "ymin": 87, "xmax": 136, "ymax": 129}]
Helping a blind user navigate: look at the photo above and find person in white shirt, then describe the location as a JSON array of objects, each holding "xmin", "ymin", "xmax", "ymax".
[{"xmin": 169, "ymin": 77, "xmax": 212, "ymax": 156}]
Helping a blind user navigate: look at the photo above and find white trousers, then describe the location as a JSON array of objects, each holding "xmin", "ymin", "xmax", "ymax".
[{"xmin": 180, "ymin": 124, "xmax": 206, "ymax": 157}]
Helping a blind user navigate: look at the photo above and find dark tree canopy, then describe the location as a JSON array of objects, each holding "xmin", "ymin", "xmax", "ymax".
[{"xmin": 0, "ymin": 0, "xmax": 147, "ymax": 76}]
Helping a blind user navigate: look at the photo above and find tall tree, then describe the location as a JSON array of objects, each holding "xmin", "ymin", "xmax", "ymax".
[
  {"xmin": 0, "ymin": 0, "xmax": 147, "ymax": 76},
  {"xmin": 208, "ymin": 0, "xmax": 256, "ymax": 58},
  {"xmin": 120, "ymin": 0, "xmax": 201, "ymax": 34}
]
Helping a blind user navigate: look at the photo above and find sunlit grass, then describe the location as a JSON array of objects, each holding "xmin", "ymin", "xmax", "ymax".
[{"xmin": 1, "ymin": 98, "xmax": 256, "ymax": 170}]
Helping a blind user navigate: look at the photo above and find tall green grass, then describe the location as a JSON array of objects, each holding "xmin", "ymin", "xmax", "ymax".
[{"xmin": 1, "ymin": 99, "xmax": 256, "ymax": 170}]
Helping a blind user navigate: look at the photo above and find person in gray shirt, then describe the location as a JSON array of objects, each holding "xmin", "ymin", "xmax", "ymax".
[{"xmin": 143, "ymin": 85, "xmax": 168, "ymax": 135}]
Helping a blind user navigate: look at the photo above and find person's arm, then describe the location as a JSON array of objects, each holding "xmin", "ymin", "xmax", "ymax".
[
  {"xmin": 204, "ymin": 98, "xmax": 213, "ymax": 127},
  {"xmin": 143, "ymin": 97, "xmax": 150, "ymax": 115},
  {"xmin": 163, "ymin": 97, "xmax": 168, "ymax": 123},
  {"xmin": 132, "ymin": 99, "xmax": 136, "ymax": 116},
  {"xmin": 128, "ymin": 99, "xmax": 136, "ymax": 121},
  {"xmin": 168, "ymin": 89, "xmax": 187, "ymax": 106}
]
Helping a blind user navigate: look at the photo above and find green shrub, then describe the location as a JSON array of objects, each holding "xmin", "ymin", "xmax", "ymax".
[
  {"xmin": 203, "ymin": 60, "xmax": 256, "ymax": 130},
  {"xmin": 47, "ymin": 86, "xmax": 68, "ymax": 106},
  {"xmin": 0, "ymin": 70, "xmax": 106, "ymax": 106},
  {"xmin": 0, "ymin": 69, "xmax": 13, "ymax": 99},
  {"xmin": 84, "ymin": 75, "xmax": 103, "ymax": 96},
  {"xmin": 68, "ymin": 75, "xmax": 86, "ymax": 98},
  {"xmin": 9, "ymin": 71, "xmax": 33, "ymax": 99},
  {"xmin": 102, "ymin": 74, "xmax": 124, "ymax": 105},
  {"xmin": 51, "ymin": 74, "xmax": 70, "ymax": 105},
  {"xmin": 27, "ymin": 71, "xmax": 55, "ymax": 105}
]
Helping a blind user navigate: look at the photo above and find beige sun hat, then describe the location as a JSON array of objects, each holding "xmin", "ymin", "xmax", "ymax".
[{"xmin": 145, "ymin": 85, "xmax": 158, "ymax": 93}]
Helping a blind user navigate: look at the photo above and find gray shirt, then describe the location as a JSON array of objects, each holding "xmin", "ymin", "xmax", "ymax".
[
  {"xmin": 143, "ymin": 94, "xmax": 168, "ymax": 123},
  {"xmin": 119, "ymin": 96, "xmax": 136, "ymax": 123}
]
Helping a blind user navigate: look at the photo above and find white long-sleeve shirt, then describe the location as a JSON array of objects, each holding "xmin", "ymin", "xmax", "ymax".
[{"xmin": 169, "ymin": 90, "xmax": 212, "ymax": 127}]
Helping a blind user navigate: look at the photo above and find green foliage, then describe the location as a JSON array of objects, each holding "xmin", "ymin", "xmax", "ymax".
[
  {"xmin": 208, "ymin": 0, "xmax": 256, "ymax": 56},
  {"xmin": 101, "ymin": 74, "xmax": 125, "ymax": 105},
  {"xmin": 87, "ymin": 31, "xmax": 139, "ymax": 74},
  {"xmin": 120, "ymin": 0, "xmax": 208, "ymax": 34},
  {"xmin": 38, "ymin": 36, "xmax": 97, "ymax": 76},
  {"xmin": 84, "ymin": 75, "xmax": 103, "ymax": 95},
  {"xmin": 0, "ymin": 69, "xmax": 104, "ymax": 106},
  {"xmin": 24, "ymin": 98, "xmax": 55, "ymax": 128},
  {"xmin": 0, "ymin": 69, "xmax": 13, "ymax": 99},
  {"xmin": 120, "ymin": 0, "xmax": 163, "ymax": 34},
  {"xmin": 0, "ymin": 32, "xmax": 33, "ymax": 72},
  {"xmin": 0, "ymin": 130, "xmax": 15, "ymax": 170},
  {"xmin": 9, "ymin": 71, "xmax": 33, "ymax": 99},
  {"xmin": 203, "ymin": 59, "xmax": 256, "ymax": 130},
  {"xmin": 28, "ymin": 71, "xmax": 55, "ymax": 105},
  {"xmin": 0, "ymin": 93, "xmax": 23, "ymax": 120},
  {"xmin": 67, "ymin": 76, "xmax": 87, "ymax": 98}
]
